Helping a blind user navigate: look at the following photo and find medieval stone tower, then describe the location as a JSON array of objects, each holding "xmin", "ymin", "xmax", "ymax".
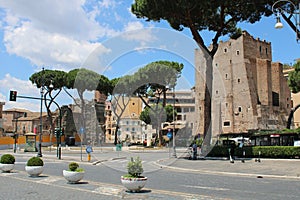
[{"xmin": 194, "ymin": 31, "xmax": 291, "ymax": 137}]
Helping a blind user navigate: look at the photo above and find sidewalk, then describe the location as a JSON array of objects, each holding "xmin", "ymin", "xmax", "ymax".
[{"xmin": 157, "ymin": 156, "xmax": 300, "ymax": 179}]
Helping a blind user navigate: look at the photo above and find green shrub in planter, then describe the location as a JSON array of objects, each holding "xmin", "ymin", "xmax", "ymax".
[
  {"xmin": 0, "ymin": 154, "xmax": 15, "ymax": 164},
  {"xmin": 27, "ymin": 157, "xmax": 44, "ymax": 166},
  {"xmin": 68, "ymin": 162, "xmax": 83, "ymax": 172},
  {"xmin": 124, "ymin": 157, "xmax": 144, "ymax": 178}
]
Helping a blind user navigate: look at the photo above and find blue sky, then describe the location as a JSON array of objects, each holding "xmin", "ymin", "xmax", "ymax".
[{"xmin": 0, "ymin": 0, "xmax": 299, "ymax": 112}]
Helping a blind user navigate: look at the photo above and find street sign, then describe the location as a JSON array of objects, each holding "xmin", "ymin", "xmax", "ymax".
[
  {"xmin": 86, "ymin": 146, "xmax": 93, "ymax": 153},
  {"xmin": 79, "ymin": 127, "xmax": 84, "ymax": 134}
]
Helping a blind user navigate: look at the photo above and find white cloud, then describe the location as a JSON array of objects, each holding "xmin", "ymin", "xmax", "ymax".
[
  {"xmin": 3, "ymin": 22, "xmax": 108, "ymax": 69},
  {"xmin": 98, "ymin": 0, "xmax": 117, "ymax": 9},
  {"xmin": 0, "ymin": 0, "xmax": 117, "ymax": 68},
  {"xmin": 0, "ymin": 73, "xmax": 41, "ymax": 111},
  {"xmin": 122, "ymin": 22, "xmax": 157, "ymax": 46}
]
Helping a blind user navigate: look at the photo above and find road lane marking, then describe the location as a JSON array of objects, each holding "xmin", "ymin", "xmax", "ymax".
[{"xmin": 184, "ymin": 185, "xmax": 230, "ymax": 191}]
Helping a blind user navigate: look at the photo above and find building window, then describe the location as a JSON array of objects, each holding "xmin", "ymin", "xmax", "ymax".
[
  {"xmin": 259, "ymin": 46, "xmax": 262, "ymax": 53},
  {"xmin": 238, "ymin": 106, "xmax": 242, "ymax": 112},
  {"xmin": 266, "ymin": 48, "xmax": 268, "ymax": 55},
  {"xmin": 223, "ymin": 121, "xmax": 230, "ymax": 126},
  {"xmin": 225, "ymin": 74, "xmax": 228, "ymax": 79},
  {"xmin": 216, "ymin": 63, "xmax": 218, "ymax": 67},
  {"xmin": 230, "ymin": 60, "xmax": 232, "ymax": 64},
  {"xmin": 216, "ymin": 90, "xmax": 218, "ymax": 94},
  {"xmin": 272, "ymin": 92, "xmax": 279, "ymax": 107},
  {"xmin": 224, "ymin": 48, "xmax": 227, "ymax": 53},
  {"xmin": 236, "ymin": 50, "xmax": 240, "ymax": 55},
  {"xmin": 237, "ymin": 78, "xmax": 240, "ymax": 83}
]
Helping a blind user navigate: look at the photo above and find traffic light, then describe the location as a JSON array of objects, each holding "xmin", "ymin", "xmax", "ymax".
[
  {"xmin": 54, "ymin": 128, "xmax": 59, "ymax": 137},
  {"xmin": 9, "ymin": 90, "xmax": 17, "ymax": 101}
]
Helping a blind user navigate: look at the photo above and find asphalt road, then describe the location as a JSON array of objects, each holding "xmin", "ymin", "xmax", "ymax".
[{"xmin": 1, "ymin": 148, "xmax": 299, "ymax": 200}]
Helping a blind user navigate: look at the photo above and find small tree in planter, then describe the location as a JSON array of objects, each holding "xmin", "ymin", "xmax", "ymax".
[
  {"xmin": 0, "ymin": 154, "xmax": 15, "ymax": 172},
  {"xmin": 25, "ymin": 157, "xmax": 44, "ymax": 177},
  {"xmin": 63, "ymin": 162, "xmax": 85, "ymax": 183},
  {"xmin": 121, "ymin": 157, "xmax": 147, "ymax": 192}
]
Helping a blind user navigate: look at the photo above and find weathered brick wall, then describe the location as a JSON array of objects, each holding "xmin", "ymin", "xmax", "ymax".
[{"xmin": 195, "ymin": 31, "xmax": 290, "ymax": 135}]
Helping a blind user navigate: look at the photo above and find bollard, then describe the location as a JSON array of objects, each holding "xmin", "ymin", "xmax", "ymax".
[
  {"xmin": 229, "ymin": 148, "xmax": 234, "ymax": 163},
  {"xmin": 255, "ymin": 151, "xmax": 261, "ymax": 162},
  {"xmin": 87, "ymin": 153, "xmax": 91, "ymax": 162}
]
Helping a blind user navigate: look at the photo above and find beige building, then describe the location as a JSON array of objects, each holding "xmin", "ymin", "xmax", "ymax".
[
  {"xmin": 195, "ymin": 31, "xmax": 291, "ymax": 137},
  {"xmin": 104, "ymin": 96, "xmax": 147, "ymax": 144},
  {"xmin": 1, "ymin": 108, "xmax": 49, "ymax": 136}
]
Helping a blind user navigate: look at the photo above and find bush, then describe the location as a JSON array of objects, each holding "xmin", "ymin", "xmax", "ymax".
[
  {"xmin": 27, "ymin": 157, "xmax": 44, "ymax": 166},
  {"xmin": 68, "ymin": 162, "xmax": 83, "ymax": 172},
  {"xmin": 207, "ymin": 146, "xmax": 300, "ymax": 158},
  {"xmin": 125, "ymin": 157, "xmax": 143, "ymax": 178},
  {"xmin": 0, "ymin": 154, "xmax": 15, "ymax": 164}
]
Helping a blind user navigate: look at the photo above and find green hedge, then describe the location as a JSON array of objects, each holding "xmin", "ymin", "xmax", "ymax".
[{"xmin": 207, "ymin": 146, "xmax": 300, "ymax": 158}]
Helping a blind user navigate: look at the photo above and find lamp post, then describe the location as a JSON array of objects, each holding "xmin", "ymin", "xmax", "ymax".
[
  {"xmin": 37, "ymin": 67, "xmax": 45, "ymax": 157},
  {"xmin": 272, "ymin": 0, "xmax": 300, "ymax": 42},
  {"xmin": 172, "ymin": 86, "xmax": 177, "ymax": 158}
]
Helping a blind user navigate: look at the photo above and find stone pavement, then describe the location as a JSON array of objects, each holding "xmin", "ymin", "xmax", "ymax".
[{"xmin": 157, "ymin": 155, "xmax": 300, "ymax": 179}]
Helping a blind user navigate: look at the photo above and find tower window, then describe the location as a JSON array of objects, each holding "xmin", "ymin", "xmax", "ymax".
[
  {"xmin": 223, "ymin": 121, "xmax": 230, "ymax": 126},
  {"xmin": 238, "ymin": 106, "xmax": 242, "ymax": 112},
  {"xmin": 236, "ymin": 50, "xmax": 240, "ymax": 55}
]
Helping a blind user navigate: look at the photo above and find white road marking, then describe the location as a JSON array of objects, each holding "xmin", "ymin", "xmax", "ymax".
[{"xmin": 184, "ymin": 185, "xmax": 230, "ymax": 191}]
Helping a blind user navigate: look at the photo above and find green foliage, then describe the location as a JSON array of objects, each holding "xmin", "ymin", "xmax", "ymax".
[
  {"xmin": 29, "ymin": 69, "xmax": 67, "ymax": 90},
  {"xmin": 0, "ymin": 154, "xmax": 15, "ymax": 164},
  {"xmin": 132, "ymin": 0, "xmax": 275, "ymax": 56},
  {"xmin": 68, "ymin": 162, "xmax": 84, "ymax": 172},
  {"xmin": 126, "ymin": 157, "xmax": 144, "ymax": 178},
  {"xmin": 195, "ymin": 137, "xmax": 203, "ymax": 147},
  {"xmin": 207, "ymin": 146, "xmax": 300, "ymax": 158},
  {"xmin": 288, "ymin": 61, "xmax": 300, "ymax": 93},
  {"xmin": 69, "ymin": 162, "xmax": 79, "ymax": 171},
  {"xmin": 140, "ymin": 104, "xmax": 176, "ymax": 125},
  {"xmin": 27, "ymin": 157, "xmax": 44, "ymax": 166}
]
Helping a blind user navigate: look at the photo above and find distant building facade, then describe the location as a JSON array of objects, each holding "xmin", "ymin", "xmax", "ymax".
[{"xmin": 195, "ymin": 31, "xmax": 291, "ymax": 137}]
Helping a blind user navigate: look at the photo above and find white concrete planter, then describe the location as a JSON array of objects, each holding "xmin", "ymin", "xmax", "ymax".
[
  {"xmin": 25, "ymin": 166, "xmax": 44, "ymax": 177},
  {"xmin": 63, "ymin": 170, "xmax": 85, "ymax": 183},
  {"xmin": 121, "ymin": 176, "xmax": 147, "ymax": 192},
  {"xmin": 0, "ymin": 163, "xmax": 14, "ymax": 172}
]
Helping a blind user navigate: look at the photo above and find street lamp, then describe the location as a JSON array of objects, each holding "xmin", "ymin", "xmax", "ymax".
[
  {"xmin": 272, "ymin": 0, "xmax": 300, "ymax": 42},
  {"xmin": 37, "ymin": 67, "xmax": 45, "ymax": 157},
  {"xmin": 172, "ymin": 86, "xmax": 177, "ymax": 158}
]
